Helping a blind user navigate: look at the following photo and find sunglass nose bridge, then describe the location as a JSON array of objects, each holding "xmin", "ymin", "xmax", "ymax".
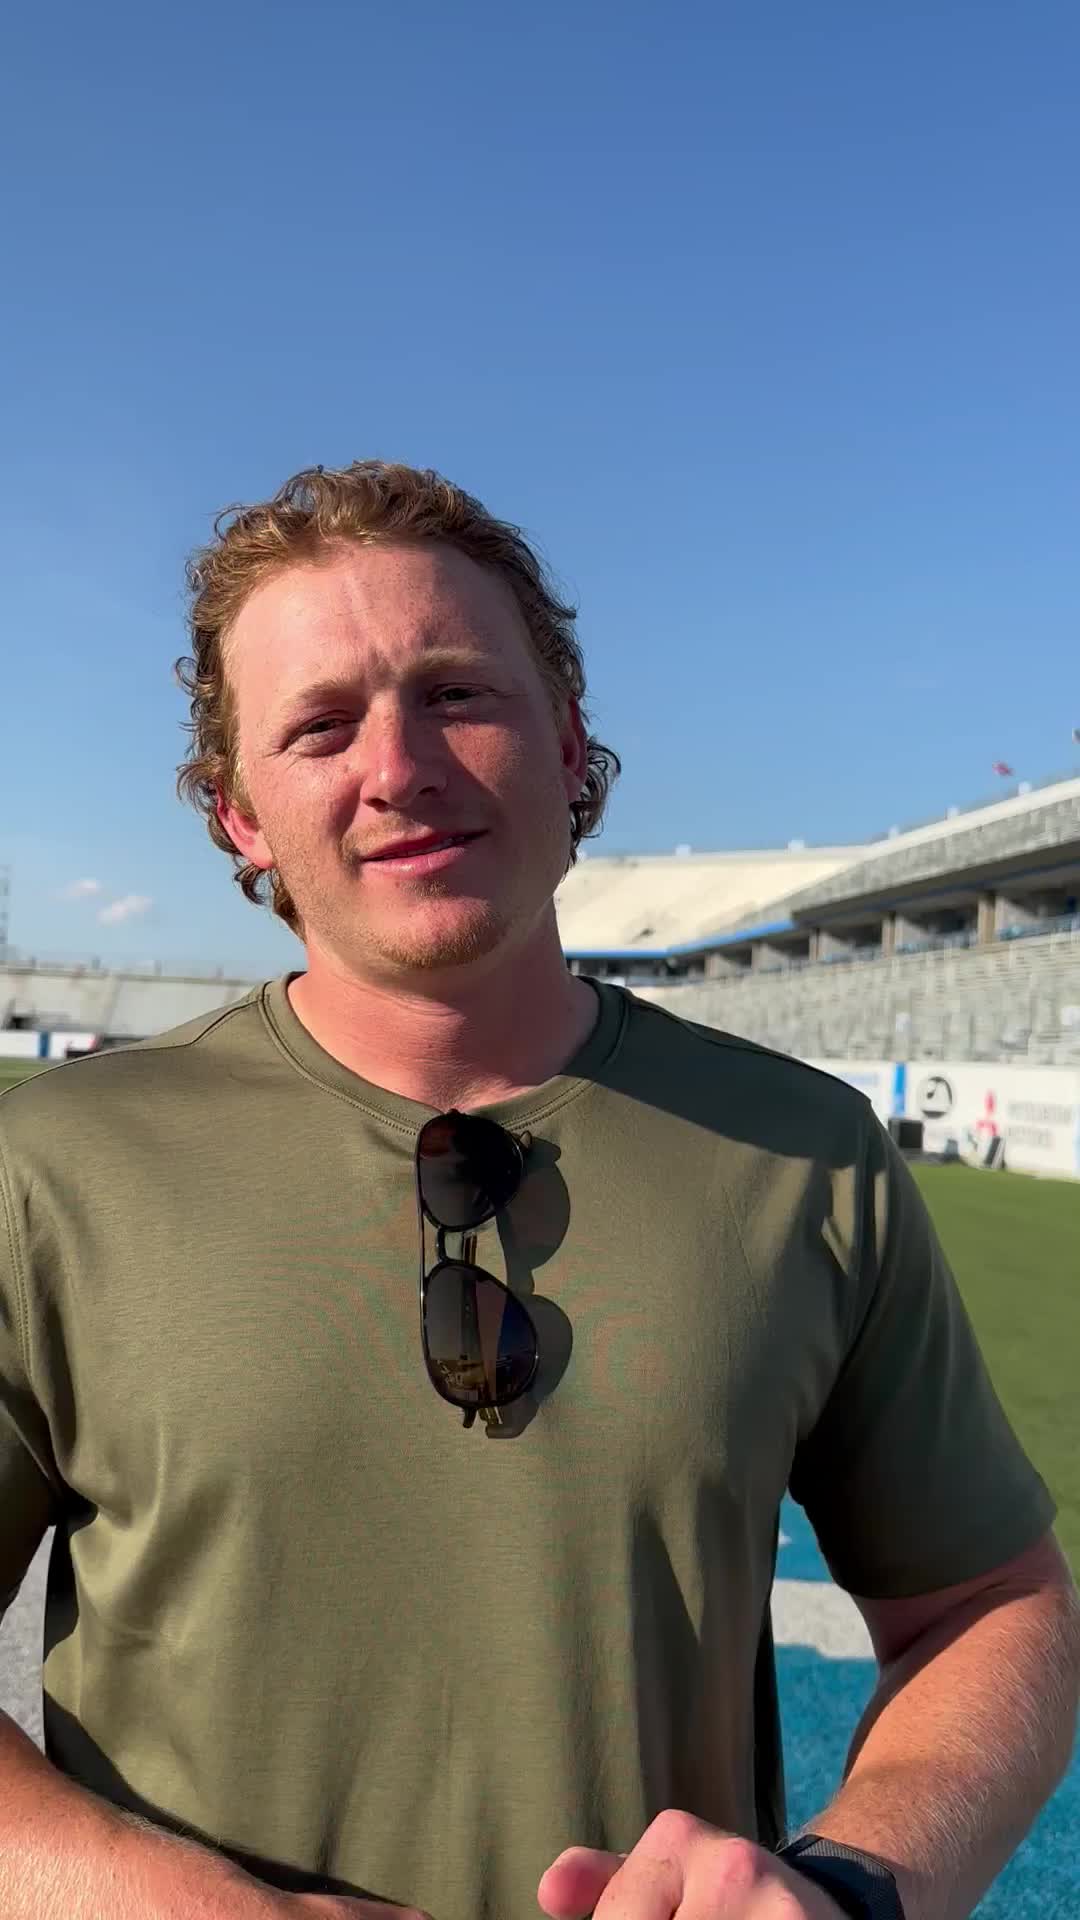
[{"xmin": 434, "ymin": 1226, "xmax": 481, "ymax": 1263}]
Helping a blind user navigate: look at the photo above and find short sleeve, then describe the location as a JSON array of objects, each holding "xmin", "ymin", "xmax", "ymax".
[
  {"xmin": 789, "ymin": 1113, "xmax": 1057, "ymax": 1599},
  {"xmin": 0, "ymin": 1140, "xmax": 64, "ymax": 1617}
]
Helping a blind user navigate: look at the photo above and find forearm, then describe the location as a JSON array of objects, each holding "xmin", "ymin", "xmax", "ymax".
[
  {"xmin": 0, "ymin": 1707, "xmax": 278, "ymax": 1920},
  {"xmin": 803, "ymin": 1578, "xmax": 1080, "ymax": 1920}
]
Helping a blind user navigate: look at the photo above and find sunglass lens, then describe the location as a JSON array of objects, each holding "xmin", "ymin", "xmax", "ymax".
[
  {"xmin": 417, "ymin": 1113, "xmax": 522, "ymax": 1229},
  {"xmin": 423, "ymin": 1263, "xmax": 538, "ymax": 1407}
]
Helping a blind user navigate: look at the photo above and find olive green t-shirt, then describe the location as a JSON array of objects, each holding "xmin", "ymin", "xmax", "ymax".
[{"xmin": 0, "ymin": 978, "xmax": 1055, "ymax": 1918}]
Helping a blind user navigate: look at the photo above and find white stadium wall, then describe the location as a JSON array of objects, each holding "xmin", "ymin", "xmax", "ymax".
[
  {"xmin": 0, "ymin": 1032, "xmax": 46, "ymax": 1060},
  {"xmin": 804, "ymin": 1057, "xmax": 1080, "ymax": 1179}
]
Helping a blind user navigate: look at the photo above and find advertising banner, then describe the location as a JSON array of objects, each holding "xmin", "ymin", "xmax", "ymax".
[
  {"xmin": 904, "ymin": 1061, "xmax": 1080, "ymax": 1178},
  {"xmin": 802, "ymin": 1056, "xmax": 1080, "ymax": 1177},
  {"xmin": 45, "ymin": 1030, "xmax": 100, "ymax": 1059}
]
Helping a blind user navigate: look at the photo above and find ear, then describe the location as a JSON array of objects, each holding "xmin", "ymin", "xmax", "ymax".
[
  {"xmin": 215, "ymin": 789, "xmax": 275, "ymax": 872},
  {"xmin": 559, "ymin": 698, "xmax": 590, "ymax": 802}
]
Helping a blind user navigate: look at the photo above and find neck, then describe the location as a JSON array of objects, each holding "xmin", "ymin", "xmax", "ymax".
[{"xmin": 287, "ymin": 917, "xmax": 599, "ymax": 1111}]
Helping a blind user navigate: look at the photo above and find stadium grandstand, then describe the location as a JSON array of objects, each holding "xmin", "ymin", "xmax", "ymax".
[
  {"xmin": 0, "ymin": 961, "xmax": 254, "ymax": 1052},
  {"xmin": 557, "ymin": 772, "xmax": 1080, "ymax": 1067}
]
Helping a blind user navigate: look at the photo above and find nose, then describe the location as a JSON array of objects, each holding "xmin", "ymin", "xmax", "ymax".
[{"xmin": 356, "ymin": 694, "xmax": 447, "ymax": 811}]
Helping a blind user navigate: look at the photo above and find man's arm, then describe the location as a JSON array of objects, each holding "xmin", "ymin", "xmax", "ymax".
[
  {"xmin": 805, "ymin": 1532, "xmax": 1080, "ymax": 1920},
  {"xmin": 0, "ymin": 1704, "xmax": 286, "ymax": 1919},
  {"xmin": 0, "ymin": 1706, "xmax": 415, "ymax": 1920},
  {"xmin": 538, "ymin": 1533, "xmax": 1079, "ymax": 1920}
]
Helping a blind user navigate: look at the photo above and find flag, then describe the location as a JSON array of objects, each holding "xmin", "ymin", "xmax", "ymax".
[{"xmin": 992, "ymin": 761, "xmax": 1014, "ymax": 777}]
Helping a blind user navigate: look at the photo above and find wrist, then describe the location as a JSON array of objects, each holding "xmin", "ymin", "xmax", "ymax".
[{"xmin": 777, "ymin": 1834, "xmax": 906, "ymax": 1920}]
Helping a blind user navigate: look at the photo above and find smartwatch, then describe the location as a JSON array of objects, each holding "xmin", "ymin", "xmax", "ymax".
[{"xmin": 776, "ymin": 1834, "xmax": 906, "ymax": 1919}]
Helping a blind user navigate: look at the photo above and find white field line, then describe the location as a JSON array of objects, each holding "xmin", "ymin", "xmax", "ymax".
[{"xmin": 771, "ymin": 1578, "xmax": 874, "ymax": 1660}]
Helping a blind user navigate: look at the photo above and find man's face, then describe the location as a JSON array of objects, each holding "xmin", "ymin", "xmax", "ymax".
[{"xmin": 219, "ymin": 539, "xmax": 587, "ymax": 981}]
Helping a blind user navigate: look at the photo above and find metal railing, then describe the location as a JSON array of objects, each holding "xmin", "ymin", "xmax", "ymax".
[
  {"xmin": 997, "ymin": 912, "xmax": 1080, "ymax": 942},
  {"xmin": 599, "ymin": 919, "xmax": 1080, "ymax": 992},
  {"xmin": 0, "ymin": 950, "xmax": 260, "ymax": 985},
  {"xmin": 5, "ymin": 914, "xmax": 1080, "ymax": 1002}
]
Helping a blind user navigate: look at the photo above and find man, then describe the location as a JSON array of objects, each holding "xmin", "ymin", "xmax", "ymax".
[{"xmin": 0, "ymin": 460, "xmax": 1076, "ymax": 1920}]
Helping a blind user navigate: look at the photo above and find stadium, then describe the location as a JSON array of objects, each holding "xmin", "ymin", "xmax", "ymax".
[
  {"xmin": 2, "ymin": 770, "xmax": 1078, "ymax": 1917},
  {"xmin": 556, "ymin": 768, "xmax": 1080, "ymax": 1179}
]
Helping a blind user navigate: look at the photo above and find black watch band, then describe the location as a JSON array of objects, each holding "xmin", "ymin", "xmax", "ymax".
[{"xmin": 776, "ymin": 1834, "xmax": 906, "ymax": 1919}]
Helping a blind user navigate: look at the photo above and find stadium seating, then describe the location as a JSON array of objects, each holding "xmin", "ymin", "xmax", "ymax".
[
  {"xmin": 636, "ymin": 926, "xmax": 1080, "ymax": 1066},
  {"xmin": 0, "ymin": 963, "xmax": 253, "ymax": 1040}
]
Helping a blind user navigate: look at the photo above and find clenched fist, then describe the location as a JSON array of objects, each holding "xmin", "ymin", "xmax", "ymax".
[{"xmin": 539, "ymin": 1810, "xmax": 846, "ymax": 1919}]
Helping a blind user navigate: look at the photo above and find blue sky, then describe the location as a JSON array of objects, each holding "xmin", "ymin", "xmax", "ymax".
[{"xmin": 1, "ymin": 0, "xmax": 1078, "ymax": 976}]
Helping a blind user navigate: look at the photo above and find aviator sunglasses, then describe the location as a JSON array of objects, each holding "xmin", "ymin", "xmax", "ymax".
[{"xmin": 415, "ymin": 1110, "xmax": 539, "ymax": 1427}]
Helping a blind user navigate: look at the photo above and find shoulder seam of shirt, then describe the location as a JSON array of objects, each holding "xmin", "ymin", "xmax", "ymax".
[
  {"xmin": 0, "ymin": 994, "xmax": 261, "ymax": 1096},
  {"xmin": 123, "ymin": 994, "xmax": 260, "ymax": 1057},
  {"xmin": 0, "ymin": 1130, "xmax": 33, "ymax": 1384},
  {"xmin": 625, "ymin": 989, "xmax": 875, "ymax": 1099}
]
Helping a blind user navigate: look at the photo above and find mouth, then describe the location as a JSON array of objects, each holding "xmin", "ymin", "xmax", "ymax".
[{"xmin": 361, "ymin": 831, "xmax": 485, "ymax": 874}]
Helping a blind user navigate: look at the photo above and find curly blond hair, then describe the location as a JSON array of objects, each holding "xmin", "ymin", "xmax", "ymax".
[{"xmin": 176, "ymin": 460, "xmax": 620, "ymax": 934}]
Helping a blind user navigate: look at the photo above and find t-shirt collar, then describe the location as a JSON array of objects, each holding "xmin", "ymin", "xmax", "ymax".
[{"xmin": 258, "ymin": 971, "xmax": 628, "ymax": 1133}]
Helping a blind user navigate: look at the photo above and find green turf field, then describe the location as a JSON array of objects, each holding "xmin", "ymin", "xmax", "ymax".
[
  {"xmin": 911, "ymin": 1163, "xmax": 1080, "ymax": 1573},
  {"xmin": 0, "ymin": 1060, "xmax": 50, "ymax": 1092}
]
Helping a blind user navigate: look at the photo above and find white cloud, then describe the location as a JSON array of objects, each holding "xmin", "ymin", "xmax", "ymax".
[
  {"xmin": 61, "ymin": 878, "xmax": 102, "ymax": 900},
  {"xmin": 97, "ymin": 893, "xmax": 153, "ymax": 926}
]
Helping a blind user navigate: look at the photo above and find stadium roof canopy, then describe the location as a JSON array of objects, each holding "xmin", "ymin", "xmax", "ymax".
[
  {"xmin": 555, "ymin": 846, "xmax": 865, "ymax": 958},
  {"xmin": 784, "ymin": 774, "xmax": 1080, "ymax": 918},
  {"xmin": 557, "ymin": 773, "xmax": 1080, "ymax": 960}
]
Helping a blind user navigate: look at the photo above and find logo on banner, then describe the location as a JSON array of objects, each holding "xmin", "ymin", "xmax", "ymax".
[
  {"xmin": 916, "ymin": 1074, "xmax": 954, "ymax": 1120},
  {"xmin": 962, "ymin": 1089, "xmax": 1006, "ymax": 1169}
]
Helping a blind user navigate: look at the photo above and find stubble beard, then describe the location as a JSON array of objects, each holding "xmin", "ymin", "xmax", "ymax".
[
  {"xmin": 285, "ymin": 854, "xmax": 512, "ymax": 976},
  {"xmin": 359, "ymin": 883, "xmax": 510, "ymax": 973}
]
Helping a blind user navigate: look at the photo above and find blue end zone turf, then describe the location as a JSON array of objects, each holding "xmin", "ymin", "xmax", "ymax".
[{"xmin": 776, "ymin": 1499, "xmax": 1078, "ymax": 1916}]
